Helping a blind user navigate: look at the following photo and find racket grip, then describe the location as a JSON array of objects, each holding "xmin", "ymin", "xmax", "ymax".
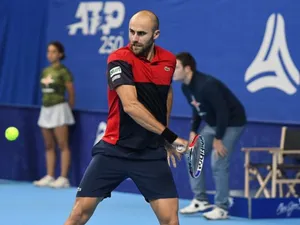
[{"xmin": 176, "ymin": 145, "xmax": 187, "ymax": 153}]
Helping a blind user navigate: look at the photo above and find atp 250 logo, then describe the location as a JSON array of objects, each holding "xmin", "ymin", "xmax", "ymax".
[{"xmin": 67, "ymin": 1, "xmax": 125, "ymax": 54}]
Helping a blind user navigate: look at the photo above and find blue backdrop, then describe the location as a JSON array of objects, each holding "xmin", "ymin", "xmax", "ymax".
[
  {"xmin": 1, "ymin": 2, "xmax": 300, "ymax": 218},
  {"xmin": 0, "ymin": 0, "xmax": 300, "ymax": 122},
  {"xmin": 0, "ymin": 0, "xmax": 48, "ymax": 105},
  {"xmin": 47, "ymin": 0, "xmax": 300, "ymax": 124}
]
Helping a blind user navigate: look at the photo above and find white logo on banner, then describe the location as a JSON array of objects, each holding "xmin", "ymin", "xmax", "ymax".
[
  {"xmin": 276, "ymin": 199, "xmax": 300, "ymax": 217},
  {"xmin": 94, "ymin": 121, "xmax": 107, "ymax": 145},
  {"xmin": 67, "ymin": 1, "xmax": 125, "ymax": 54},
  {"xmin": 245, "ymin": 13, "xmax": 300, "ymax": 95}
]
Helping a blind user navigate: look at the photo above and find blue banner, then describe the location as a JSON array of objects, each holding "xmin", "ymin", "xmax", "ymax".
[
  {"xmin": 252, "ymin": 197, "xmax": 300, "ymax": 219},
  {"xmin": 0, "ymin": 0, "xmax": 48, "ymax": 106},
  {"xmin": 1, "ymin": 0, "xmax": 300, "ymax": 123},
  {"xmin": 46, "ymin": 0, "xmax": 300, "ymax": 124}
]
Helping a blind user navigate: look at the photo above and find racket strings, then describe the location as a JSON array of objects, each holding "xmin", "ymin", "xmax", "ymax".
[{"xmin": 190, "ymin": 136, "xmax": 205, "ymax": 178}]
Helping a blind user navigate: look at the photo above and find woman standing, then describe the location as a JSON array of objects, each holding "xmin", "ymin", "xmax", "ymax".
[{"xmin": 34, "ymin": 41, "xmax": 75, "ymax": 188}]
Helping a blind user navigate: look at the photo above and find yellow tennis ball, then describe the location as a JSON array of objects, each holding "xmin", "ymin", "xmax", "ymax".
[{"xmin": 5, "ymin": 126, "xmax": 19, "ymax": 141}]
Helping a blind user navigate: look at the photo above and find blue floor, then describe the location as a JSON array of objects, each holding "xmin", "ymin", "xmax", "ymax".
[{"xmin": 1, "ymin": 180, "xmax": 299, "ymax": 225}]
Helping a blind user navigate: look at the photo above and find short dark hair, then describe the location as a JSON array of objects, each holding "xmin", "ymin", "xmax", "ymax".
[
  {"xmin": 176, "ymin": 52, "xmax": 196, "ymax": 72},
  {"xmin": 48, "ymin": 41, "xmax": 66, "ymax": 60}
]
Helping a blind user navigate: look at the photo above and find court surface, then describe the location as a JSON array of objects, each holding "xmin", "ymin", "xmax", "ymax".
[{"xmin": 1, "ymin": 180, "xmax": 299, "ymax": 225}]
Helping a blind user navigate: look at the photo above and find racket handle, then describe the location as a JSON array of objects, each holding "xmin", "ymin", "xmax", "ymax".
[{"xmin": 176, "ymin": 145, "xmax": 188, "ymax": 153}]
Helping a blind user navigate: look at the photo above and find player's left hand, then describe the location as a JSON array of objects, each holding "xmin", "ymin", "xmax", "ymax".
[
  {"xmin": 165, "ymin": 142, "xmax": 182, "ymax": 168},
  {"xmin": 167, "ymin": 149, "xmax": 182, "ymax": 168}
]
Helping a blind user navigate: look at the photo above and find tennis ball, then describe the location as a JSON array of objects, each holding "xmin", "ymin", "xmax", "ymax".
[{"xmin": 5, "ymin": 126, "xmax": 19, "ymax": 141}]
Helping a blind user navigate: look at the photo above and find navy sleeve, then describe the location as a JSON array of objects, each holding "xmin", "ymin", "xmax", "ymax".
[
  {"xmin": 204, "ymin": 83, "xmax": 229, "ymax": 139},
  {"xmin": 107, "ymin": 60, "xmax": 134, "ymax": 90},
  {"xmin": 181, "ymin": 84, "xmax": 202, "ymax": 133}
]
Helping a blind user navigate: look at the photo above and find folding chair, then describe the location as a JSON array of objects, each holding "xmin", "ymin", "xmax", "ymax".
[
  {"xmin": 276, "ymin": 127, "xmax": 300, "ymax": 197},
  {"xmin": 243, "ymin": 147, "xmax": 278, "ymax": 198},
  {"xmin": 243, "ymin": 126, "xmax": 300, "ymax": 198}
]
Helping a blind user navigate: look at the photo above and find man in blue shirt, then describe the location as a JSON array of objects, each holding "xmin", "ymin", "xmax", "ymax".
[{"xmin": 174, "ymin": 52, "xmax": 246, "ymax": 220}]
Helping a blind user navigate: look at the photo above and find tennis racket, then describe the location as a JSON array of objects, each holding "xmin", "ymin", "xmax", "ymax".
[{"xmin": 176, "ymin": 134, "xmax": 205, "ymax": 178}]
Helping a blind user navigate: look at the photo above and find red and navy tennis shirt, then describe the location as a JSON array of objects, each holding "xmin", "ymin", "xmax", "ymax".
[{"xmin": 102, "ymin": 44, "xmax": 176, "ymax": 151}]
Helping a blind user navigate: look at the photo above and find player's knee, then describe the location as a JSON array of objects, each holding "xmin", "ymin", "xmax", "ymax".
[
  {"xmin": 67, "ymin": 199, "xmax": 93, "ymax": 224},
  {"xmin": 159, "ymin": 211, "xmax": 179, "ymax": 225},
  {"xmin": 159, "ymin": 213, "xmax": 179, "ymax": 225},
  {"xmin": 67, "ymin": 208, "xmax": 82, "ymax": 224}
]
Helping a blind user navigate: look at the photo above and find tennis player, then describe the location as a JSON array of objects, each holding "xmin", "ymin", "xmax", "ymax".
[
  {"xmin": 63, "ymin": 10, "xmax": 187, "ymax": 225},
  {"xmin": 174, "ymin": 52, "xmax": 246, "ymax": 220}
]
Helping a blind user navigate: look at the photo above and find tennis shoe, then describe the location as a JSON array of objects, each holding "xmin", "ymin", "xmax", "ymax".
[
  {"xmin": 179, "ymin": 199, "xmax": 212, "ymax": 214},
  {"xmin": 50, "ymin": 176, "xmax": 70, "ymax": 188},
  {"xmin": 203, "ymin": 207, "xmax": 229, "ymax": 220},
  {"xmin": 33, "ymin": 175, "xmax": 55, "ymax": 187}
]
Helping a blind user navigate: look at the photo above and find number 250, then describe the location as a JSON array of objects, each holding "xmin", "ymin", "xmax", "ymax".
[{"xmin": 99, "ymin": 35, "xmax": 124, "ymax": 54}]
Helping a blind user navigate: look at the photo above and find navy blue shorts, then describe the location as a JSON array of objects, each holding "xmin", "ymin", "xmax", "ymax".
[{"xmin": 76, "ymin": 141, "xmax": 178, "ymax": 202}]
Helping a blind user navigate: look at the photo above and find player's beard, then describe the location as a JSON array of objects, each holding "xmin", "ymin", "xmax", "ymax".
[{"xmin": 131, "ymin": 38, "xmax": 154, "ymax": 57}]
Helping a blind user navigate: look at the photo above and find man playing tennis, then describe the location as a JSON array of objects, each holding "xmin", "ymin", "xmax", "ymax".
[
  {"xmin": 63, "ymin": 10, "xmax": 187, "ymax": 225},
  {"xmin": 174, "ymin": 52, "xmax": 246, "ymax": 220}
]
